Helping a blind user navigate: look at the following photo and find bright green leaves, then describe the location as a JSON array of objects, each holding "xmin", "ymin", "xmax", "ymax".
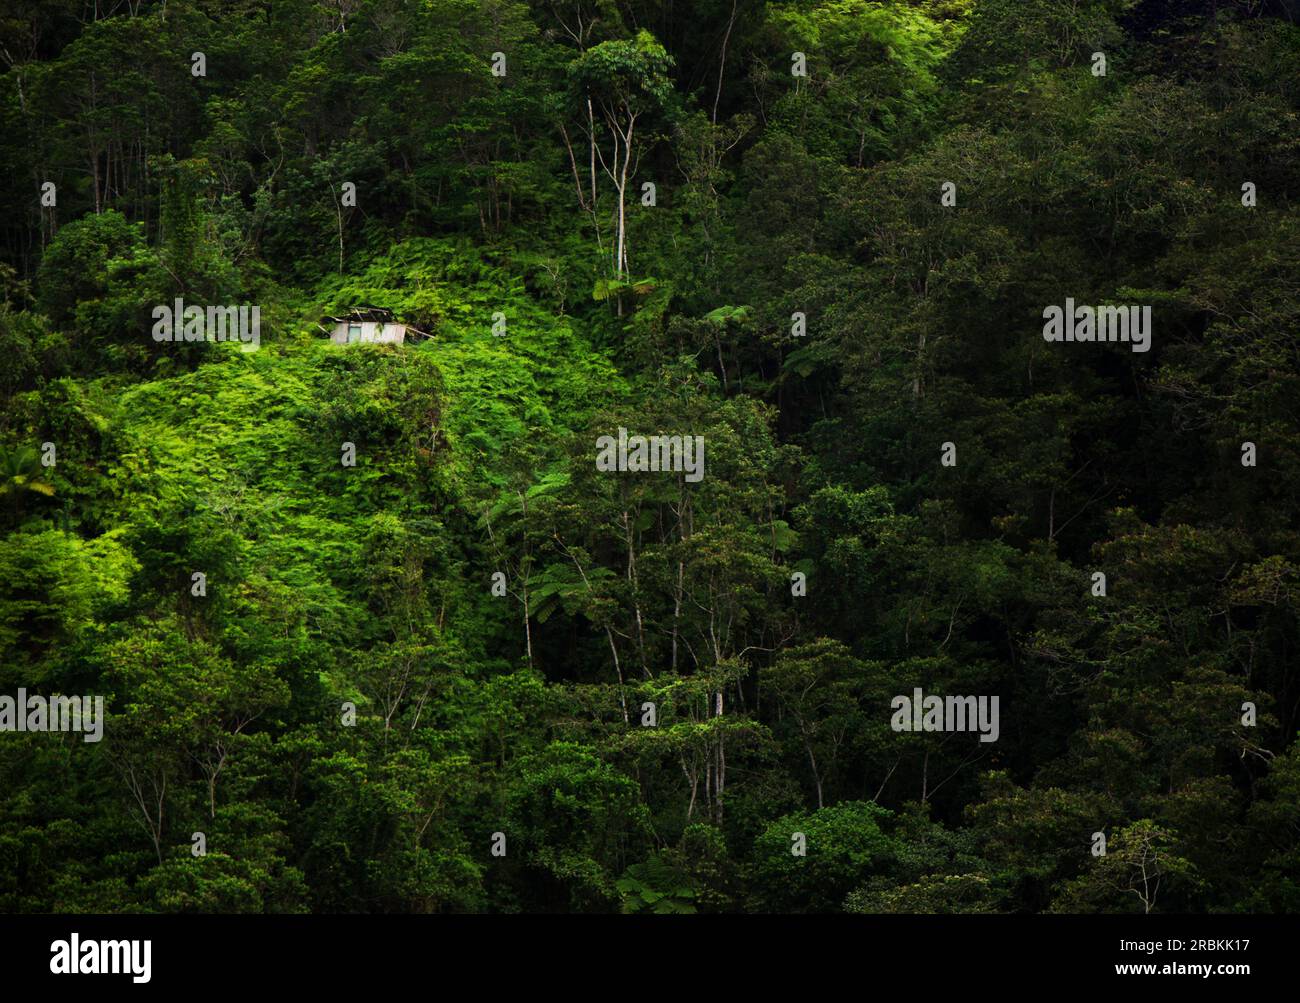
[
  {"xmin": 567, "ymin": 30, "xmax": 676, "ymax": 118},
  {"xmin": 752, "ymin": 801, "xmax": 897, "ymax": 912},
  {"xmin": 504, "ymin": 741, "xmax": 650, "ymax": 908}
]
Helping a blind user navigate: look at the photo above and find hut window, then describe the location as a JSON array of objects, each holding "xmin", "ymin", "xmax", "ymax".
[{"xmin": 348, "ymin": 323, "xmax": 361, "ymax": 342}]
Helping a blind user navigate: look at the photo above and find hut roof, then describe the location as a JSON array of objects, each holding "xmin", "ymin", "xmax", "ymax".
[{"xmin": 321, "ymin": 304, "xmax": 396, "ymax": 324}]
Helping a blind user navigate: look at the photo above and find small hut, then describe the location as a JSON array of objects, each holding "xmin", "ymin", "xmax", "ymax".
[{"xmin": 320, "ymin": 306, "xmax": 427, "ymax": 345}]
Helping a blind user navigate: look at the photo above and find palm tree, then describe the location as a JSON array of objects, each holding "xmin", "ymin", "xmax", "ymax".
[{"xmin": 0, "ymin": 445, "xmax": 56, "ymax": 524}]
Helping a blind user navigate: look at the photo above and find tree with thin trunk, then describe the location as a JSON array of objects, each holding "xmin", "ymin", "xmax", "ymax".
[{"xmin": 566, "ymin": 30, "xmax": 674, "ymax": 285}]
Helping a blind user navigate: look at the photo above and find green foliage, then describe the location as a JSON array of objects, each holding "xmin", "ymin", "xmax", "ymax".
[
  {"xmin": 752, "ymin": 801, "xmax": 898, "ymax": 912},
  {"xmin": 616, "ymin": 853, "xmax": 698, "ymax": 913},
  {"xmin": 504, "ymin": 742, "xmax": 650, "ymax": 909},
  {"xmin": 36, "ymin": 211, "xmax": 145, "ymax": 327},
  {"xmin": 0, "ymin": 0, "xmax": 1298, "ymax": 917}
]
